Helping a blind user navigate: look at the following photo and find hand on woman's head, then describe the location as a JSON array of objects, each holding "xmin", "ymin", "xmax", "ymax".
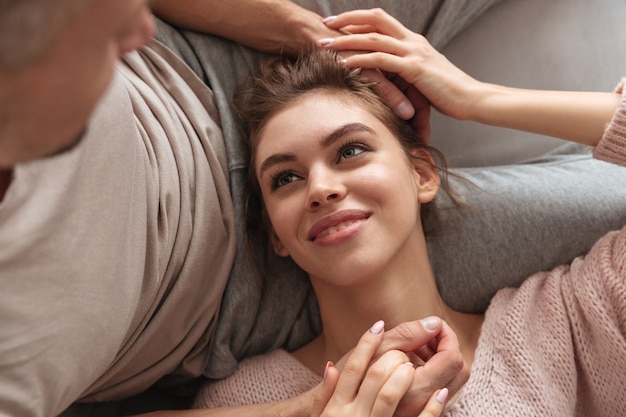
[
  {"xmin": 389, "ymin": 75, "xmax": 432, "ymax": 144},
  {"xmin": 321, "ymin": 8, "xmax": 480, "ymax": 122},
  {"xmin": 318, "ymin": 40, "xmax": 431, "ymax": 141},
  {"xmin": 356, "ymin": 67, "xmax": 432, "ymax": 143}
]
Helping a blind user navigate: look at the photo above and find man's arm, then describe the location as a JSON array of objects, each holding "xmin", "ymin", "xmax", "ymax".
[
  {"xmin": 151, "ymin": 0, "xmax": 340, "ymax": 55},
  {"xmin": 150, "ymin": 1, "xmax": 418, "ymax": 121}
]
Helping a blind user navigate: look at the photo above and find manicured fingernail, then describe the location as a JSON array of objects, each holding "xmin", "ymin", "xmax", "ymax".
[
  {"xmin": 322, "ymin": 15, "xmax": 337, "ymax": 23},
  {"xmin": 318, "ymin": 38, "xmax": 335, "ymax": 47},
  {"xmin": 370, "ymin": 320, "xmax": 385, "ymax": 335},
  {"xmin": 394, "ymin": 100, "xmax": 414, "ymax": 119},
  {"xmin": 323, "ymin": 361, "xmax": 333, "ymax": 381},
  {"xmin": 436, "ymin": 388, "xmax": 449, "ymax": 404},
  {"xmin": 403, "ymin": 361, "xmax": 415, "ymax": 368},
  {"xmin": 420, "ymin": 316, "xmax": 439, "ymax": 331}
]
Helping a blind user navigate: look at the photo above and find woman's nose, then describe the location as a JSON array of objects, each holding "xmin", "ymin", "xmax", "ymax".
[{"xmin": 306, "ymin": 168, "xmax": 346, "ymax": 210}]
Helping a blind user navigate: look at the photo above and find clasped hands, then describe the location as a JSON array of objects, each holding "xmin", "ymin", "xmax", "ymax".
[{"xmin": 311, "ymin": 317, "xmax": 468, "ymax": 417}]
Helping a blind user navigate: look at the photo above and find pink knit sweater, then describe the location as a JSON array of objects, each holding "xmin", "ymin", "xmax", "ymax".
[{"xmin": 194, "ymin": 80, "xmax": 626, "ymax": 416}]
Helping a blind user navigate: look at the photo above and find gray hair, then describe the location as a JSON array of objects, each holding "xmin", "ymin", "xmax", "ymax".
[{"xmin": 0, "ymin": 0, "xmax": 86, "ymax": 72}]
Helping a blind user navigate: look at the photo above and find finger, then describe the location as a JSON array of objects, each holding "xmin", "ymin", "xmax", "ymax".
[
  {"xmin": 354, "ymin": 350, "xmax": 411, "ymax": 412},
  {"xmin": 376, "ymin": 318, "xmax": 461, "ymax": 417},
  {"xmin": 426, "ymin": 321, "xmax": 469, "ymax": 397},
  {"xmin": 333, "ymin": 320, "xmax": 386, "ymax": 402},
  {"xmin": 376, "ymin": 317, "xmax": 442, "ymax": 356},
  {"xmin": 311, "ymin": 361, "xmax": 340, "ymax": 417},
  {"xmin": 323, "ymin": 33, "xmax": 407, "ymax": 57},
  {"xmin": 396, "ymin": 321, "xmax": 467, "ymax": 416},
  {"xmin": 414, "ymin": 341, "xmax": 437, "ymax": 363},
  {"xmin": 411, "ymin": 323, "xmax": 442, "ymax": 363},
  {"xmin": 341, "ymin": 52, "xmax": 418, "ymax": 84},
  {"xmin": 324, "ymin": 9, "xmax": 408, "ymax": 39},
  {"xmin": 362, "ymin": 69, "xmax": 415, "ymax": 119},
  {"xmin": 417, "ymin": 388, "xmax": 449, "ymax": 417},
  {"xmin": 405, "ymin": 87, "xmax": 431, "ymax": 143},
  {"xmin": 384, "ymin": 76, "xmax": 431, "ymax": 140},
  {"xmin": 337, "ymin": 24, "xmax": 379, "ymax": 35},
  {"xmin": 412, "ymin": 322, "xmax": 465, "ymax": 395},
  {"xmin": 369, "ymin": 362, "xmax": 415, "ymax": 417},
  {"xmin": 419, "ymin": 320, "xmax": 465, "ymax": 385}
]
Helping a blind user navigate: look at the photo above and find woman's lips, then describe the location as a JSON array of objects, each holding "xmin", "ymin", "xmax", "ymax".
[
  {"xmin": 308, "ymin": 210, "xmax": 370, "ymax": 246},
  {"xmin": 316, "ymin": 219, "xmax": 360, "ymax": 238}
]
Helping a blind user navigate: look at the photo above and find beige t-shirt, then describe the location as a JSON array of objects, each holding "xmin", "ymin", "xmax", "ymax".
[{"xmin": 0, "ymin": 41, "xmax": 236, "ymax": 417}]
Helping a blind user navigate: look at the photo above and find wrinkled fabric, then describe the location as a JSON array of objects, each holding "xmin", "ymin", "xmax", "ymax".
[{"xmin": 0, "ymin": 41, "xmax": 236, "ymax": 417}]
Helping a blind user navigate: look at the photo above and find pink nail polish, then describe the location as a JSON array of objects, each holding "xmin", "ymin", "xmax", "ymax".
[
  {"xmin": 370, "ymin": 320, "xmax": 385, "ymax": 335},
  {"xmin": 318, "ymin": 38, "xmax": 335, "ymax": 47},
  {"xmin": 322, "ymin": 15, "xmax": 337, "ymax": 24},
  {"xmin": 323, "ymin": 361, "xmax": 333, "ymax": 381},
  {"xmin": 436, "ymin": 388, "xmax": 449, "ymax": 404}
]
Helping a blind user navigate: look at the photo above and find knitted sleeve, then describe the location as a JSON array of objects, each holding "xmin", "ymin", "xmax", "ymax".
[
  {"xmin": 593, "ymin": 78, "xmax": 626, "ymax": 165},
  {"xmin": 193, "ymin": 350, "xmax": 320, "ymax": 409}
]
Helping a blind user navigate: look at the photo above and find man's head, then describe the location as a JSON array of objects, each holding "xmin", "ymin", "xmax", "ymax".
[{"xmin": 0, "ymin": 0, "xmax": 154, "ymax": 168}]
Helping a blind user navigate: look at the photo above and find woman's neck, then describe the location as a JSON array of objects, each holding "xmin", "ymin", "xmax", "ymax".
[{"xmin": 293, "ymin": 258, "xmax": 484, "ymax": 376}]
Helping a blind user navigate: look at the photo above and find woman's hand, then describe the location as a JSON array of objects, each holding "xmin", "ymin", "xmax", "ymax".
[
  {"xmin": 310, "ymin": 320, "xmax": 452, "ymax": 417},
  {"xmin": 321, "ymin": 8, "xmax": 620, "ymax": 146},
  {"xmin": 320, "ymin": 8, "xmax": 481, "ymax": 122},
  {"xmin": 375, "ymin": 318, "xmax": 467, "ymax": 417}
]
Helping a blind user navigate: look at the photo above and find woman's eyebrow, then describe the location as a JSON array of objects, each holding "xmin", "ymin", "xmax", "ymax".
[
  {"xmin": 259, "ymin": 153, "xmax": 297, "ymax": 178},
  {"xmin": 258, "ymin": 123, "xmax": 375, "ymax": 178},
  {"xmin": 320, "ymin": 123, "xmax": 375, "ymax": 148}
]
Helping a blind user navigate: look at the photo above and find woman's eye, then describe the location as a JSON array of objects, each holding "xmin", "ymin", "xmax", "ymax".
[
  {"xmin": 339, "ymin": 143, "xmax": 367, "ymax": 160},
  {"xmin": 271, "ymin": 171, "xmax": 299, "ymax": 190}
]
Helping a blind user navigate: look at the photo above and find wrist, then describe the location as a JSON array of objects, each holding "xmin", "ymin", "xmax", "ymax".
[
  {"xmin": 461, "ymin": 82, "xmax": 502, "ymax": 123},
  {"xmin": 262, "ymin": 389, "xmax": 316, "ymax": 417},
  {"xmin": 286, "ymin": 8, "xmax": 342, "ymax": 54}
]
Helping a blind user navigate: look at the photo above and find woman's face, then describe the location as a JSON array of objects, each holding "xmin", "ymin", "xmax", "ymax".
[{"xmin": 255, "ymin": 92, "xmax": 439, "ymax": 285}]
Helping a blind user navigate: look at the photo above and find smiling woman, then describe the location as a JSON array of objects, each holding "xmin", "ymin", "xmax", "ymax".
[
  {"xmin": 194, "ymin": 37, "xmax": 626, "ymax": 415},
  {"xmin": 238, "ymin": 50, "xmax": 456, "ymax": 281},
  {"xmin": 254, "ymin": 91, "xmax": 441, "ymax": 285},
  {"xmin": 191, "ymin": 48, "xmax": 463, "ymax": 415}
]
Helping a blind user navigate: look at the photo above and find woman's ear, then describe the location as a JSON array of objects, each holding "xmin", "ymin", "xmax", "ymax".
[
  {"xmin": 409, "ymin": 149, "xmax": 441, "ymax": 204},
  {"xmin": 271, "ymin": 229, "xmax": 290, "ymax": 257}
]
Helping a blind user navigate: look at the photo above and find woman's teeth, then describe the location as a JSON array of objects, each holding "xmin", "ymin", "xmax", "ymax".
[{"xmin": 317, "ymin": 219, "xmax": 358, "ymax": 238}]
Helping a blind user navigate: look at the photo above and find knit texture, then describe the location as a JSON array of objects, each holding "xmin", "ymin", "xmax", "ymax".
[
  {"xmin": 594, "ymin": 78, "xmax": 626, "ymax": 164},
  {"xmin": 193, "ymin": 350, "xmax": 319, "ymax": 408},
  {"xmin": 444, "ymin": 230, "xmax": 626, "ymax": 416},
  {"xmin": 194, "ymin": 80, "xmax": 626, "ymax": 415}
]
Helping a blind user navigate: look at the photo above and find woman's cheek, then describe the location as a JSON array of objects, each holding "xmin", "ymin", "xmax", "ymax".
[{"xmin": 271, "ymin": 199, "xmax": 301, "ymax": 243}]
